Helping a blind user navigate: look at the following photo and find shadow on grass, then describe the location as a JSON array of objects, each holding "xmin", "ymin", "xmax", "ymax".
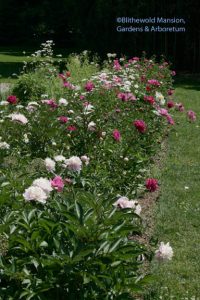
[
  {"xmin": 0, "ymin": 62, "xmax": 23, "ymax": 79},
  {"xmin": 174, "ymin": 74, "xmax": 200, "ymax": 91}
]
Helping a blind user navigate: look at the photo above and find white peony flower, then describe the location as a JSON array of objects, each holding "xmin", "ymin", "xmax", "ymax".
[
  {"xmin": 155, "ymin": 92, "xmax": 165, "ymax": 105},
  {"xmin": 32, "ymin": 178, "xmax": 53, "ymax": 195},
  {"xmin": 65, "ymin": 156, "xmax": 82, "ymax": 173},
  {"xmin": 113, "ymin": 196, "xmax": 141, "ymax": 215},
  {"xmin": 58, "ymin": 98, "xmax": 68, "ymax": 106},
  {"xmin": 155, "ymin": 242, "xmax": 174, "ymax": 261},
  {"xmin": 54, "ymin": 155, "xmax": 66, "ymax": 162},
  {"xmin": 0, "ymin": 142, "xmax": 10, "ymax": 149},
  {"xmin": 0, "ymin": 101, "xmax": 9, "ymax": 106},
  {"xmin": 9, "ymin": 113, "xmax": 28, "ymax": 124},
  {"xmin": 81, "ymin": 155, "xmax": 90, "ymax": 165},
  {"xmin": 88, "ymin": 121, "xmax": 96, "ymax": 131},
  {"xmin": 23, "ymin": 186, "xmax": 48, "ymax": 204},
  {"xmin": 44, "ymin": 158, "xmax": 56, "ymax": 172}
]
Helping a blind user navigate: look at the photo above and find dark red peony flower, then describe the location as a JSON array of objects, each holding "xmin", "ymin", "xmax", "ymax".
[{"xmin": 145, "ymin": 178, "xmax": 158, "ymax": 192}]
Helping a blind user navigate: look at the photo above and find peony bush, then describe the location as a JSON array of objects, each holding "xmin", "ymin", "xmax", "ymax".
[{"xmin": 0, "ymin": 42, "xmax": 195, "ymax": 299}]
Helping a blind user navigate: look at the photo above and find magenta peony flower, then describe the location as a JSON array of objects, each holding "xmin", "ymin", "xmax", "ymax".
[
  {"xmin": 59, "ymin": 116, "xmax": 68, "ymax": 123},
  {"xmin": 7, "ymin": 95, "xmax": 17, "ymax": 104},
  {"xmin": 51, "ymin": 176, "xmax": 64, "ymax": 192},
  {"xmin": 187, "ymin": 110, "xmax": 196, "ymax": 122},
  {"xmin": 67, "ymin": 125, "xmax": 77, "ymax": 131},
  {"xmin": 167, "ymin": 101, "xmax": 175, "ymax": 108},
  {"xmin": 144, "ymin": 95, "xmax": 155, "ymax": 105},
  {"xmin": 112, "ymin": 129, "xmax": 121, "ymax": 142},
  {"xmin": 167, "ymin": 89, "xmax": 174, "ymax": 96},
  {"xmin": 145, "ymin": 178, "xmax": 158, "ymax": 192},
  {"xmin": 85, "ymin": 81, "xmax": 95, "ymax": 92},
  {"xmin": 134, "ymin": 120, "xmax": 147, "ymax": 133}
]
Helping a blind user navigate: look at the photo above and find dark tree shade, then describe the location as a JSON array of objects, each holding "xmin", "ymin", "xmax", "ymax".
[{"xmin": 0, "ymin": 0, "xmax": 200, "ymax": 72}]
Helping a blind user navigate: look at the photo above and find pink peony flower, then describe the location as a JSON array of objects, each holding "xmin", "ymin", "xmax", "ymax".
[
  {"xmin": 112, "ymin": 129, "xmax": 121, "ymax": 142},
  {"xmin": 147, "ymin": 79, "xmax": 160, "ymax": 87},
  {"xmin": 113, "ymin": 59, "xmax": 121, "ymax": 71},
  {"xmin": 171, "ymin": 71, "xmax": 176, "ymax": 76},
  {"xmin": 145, "ymin": 178, "xmax": 158, "ymax": 192},
  {"xmin": 134, "ymin": 120, "xmax": 147, "ymax": 133},
  {"xmin": 175, "ymin": 103, "xmax": 185, "ymax": 112},
  {"xmin": 158, "ymin": 108, "xmax": 169, "ymax": 116},
  {"xmin": 85, "ymin": 81, "xmax": 95, "ymax": 92},
  {"xmin": 67, "ymin": 125, "xmax": 77, "ymax": 131},
  {"xmin": 166, "ymin": 115, "xmax": 175, "ymax": 125},
  {"xmin": 117, "ymin": 92, "xmax": 136, "ymax": 102},
  {"xmin": 44, "ymin": 99, "xmax": 58, "ymax": 109},
  {"xmin": 59, "ymin": 116, "xmax": 68, "ymax": 123},
  {"xmin": 79, "ymin": 95, "xmax": 85, "ymax": 100},
  {"xmin": 167, "ymin": 101, "xmax": 175, "ymax": 108},
  {"xmin": 51, "ymin": 176, "xmax": 64, "ymax": 192},
  {"xmin": 7, "ymin": 95, "xmax": 17, "ymax": 104},
  {"xmin": 187, "ymin": 110, "xmax": 196, "ymax": 122},
  {"xmin": 155, "ymin": 242, "xmax": 173, "ymax": 261}
]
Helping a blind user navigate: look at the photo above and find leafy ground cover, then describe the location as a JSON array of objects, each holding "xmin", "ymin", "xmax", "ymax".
[{"xmin": 0, "ymin": 42, "xmax": 196, "ymax": 299}]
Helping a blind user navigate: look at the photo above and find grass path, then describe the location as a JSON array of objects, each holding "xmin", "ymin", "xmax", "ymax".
[{"xmin": 147, "ymin": 76, "xmax": 200, "ymax": 299}]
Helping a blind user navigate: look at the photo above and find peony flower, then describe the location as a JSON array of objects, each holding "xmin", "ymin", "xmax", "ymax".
[
  {"xmin": 44, "ymin": 158, "xmax": 56, "ymax": 172},
  {"xmin": 147, "ymin": 79, "xmax": 160, "ymax": 86},
  {"xmin": 175, "ymin": 103, "xmax": 184, "ymax": 112},
  {"xmin": 7, "ymin": 95, "xmax": 17, "ymax": 104},
  {"xmin": 58, "ymin": 98, "xmax": 68, "ymax": 106},
  {"xmin": 167, "ymin": 101, "xmax": 175, "ymax": 108},
  {"xmin": 54, "ymin": 155, "xmax": 66, "ymax": 162},
  {"xmin": 113, "ymin": 59, "xmax": 121, "ymax": 71},
  {"xmin": 167, "ymin": 89, "xmax": 174, "ymax": 96},
  {"xmin": 166, "ymin": 115, "xmax": 175, "ymax": 125},
  {"xmin": 67, "ymin": 125, "xmax": 77, "ymax": 131},
  {"xmin": 155, "ymin": 92, "xmax": 165, "ymax": 105},
  {"xmin": 145, "ymin": 178, "xmax": 158, "ymax": 192},
  {"xmin": 59, "ymin": 116, "xmax": 68, "ymax": 123},
  {"xmin": 88, "ymin": 121, "xmax": 96, "ymax": 131},
  {"xmin": 134, "ymin": 120, "xmax": 147, "ymax": 133},
  {"xmin": 155, "ymin": 242, "xmax": 174, "ymax": 261},
  {"xmin": 26, "ymin": 102, "xmax": 39, "ymax": 112},
  {"xmin": 23, "ymin": 186, "xmax": 48, "ymax": 204},
  {"xmin": 85, "ymin": 81, "xmax": 95, "ymax": 92},
  {"xmin": 81, "ymin": 155, "xmax": 90, "ymax": 165},
  {"xmin": 51, "ymin": 176, "xmax": 64, "ymax": 192},
  {"xmin": 113, "ymin": 197, "xmax": 141, "ymax": 215},
  {"xmin": 187, "ymin": 110, "xmax": 196, "ymax": 122},
  {"xmin": 32, "ymin": 178, "xmax": 53, "ymax": 195},
  {"xmin": 9, "ymin": 113, "xmax": 28, "ymax": 124},
  {"xmin": 0, "ymin": 142, "xmax": 10, "ymax": 149},
  {"xmin": 144, "ymin": 95, "xmax": 155, "ymax": 105},
  {"xmin": 112, "ymin": 129, "xmax": 121, "ymax": 142},
  {"xmin": 65, "ymin": 156, "xmax": 82, "ymax": 173}
]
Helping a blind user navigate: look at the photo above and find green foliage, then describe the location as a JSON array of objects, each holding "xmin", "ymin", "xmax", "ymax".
[
  {"xmin": 0, "ymin": 192, "xmax": 144, "ymax": 299},
  {"xmin": 12, "ymin": 72, "xmax": 47, "ymax": 103}
]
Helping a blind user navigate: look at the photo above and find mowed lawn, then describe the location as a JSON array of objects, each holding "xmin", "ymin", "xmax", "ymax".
[{"xmin": 146, "ymin": 75, "xmax": 200, "ymax": 299}]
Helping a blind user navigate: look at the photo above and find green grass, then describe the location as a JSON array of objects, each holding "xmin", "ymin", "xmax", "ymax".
[{"xmin": 146, "ymin": 75, "xmax": 200, "ymax": 299}]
